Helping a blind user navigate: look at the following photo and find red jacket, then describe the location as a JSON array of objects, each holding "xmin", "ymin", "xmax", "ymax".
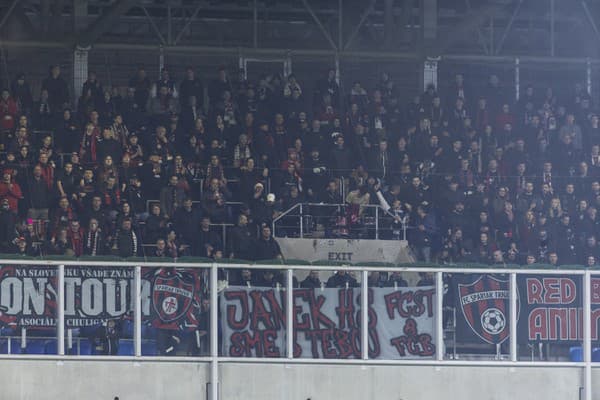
[
  {"xmin": 0, "ymin": 181, "xmax": 22, "ymax": 211},
  {"xmin": 0, "ymin": 97, "xmax": 17, "ymax": 131}
]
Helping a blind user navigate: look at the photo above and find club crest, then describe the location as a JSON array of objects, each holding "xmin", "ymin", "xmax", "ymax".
[{"xmin": 458, "ymin": 275, "xmax": 518, "ymax": 344}]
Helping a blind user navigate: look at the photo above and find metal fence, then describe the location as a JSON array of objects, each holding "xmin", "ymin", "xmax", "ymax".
[{"xmin": 0, "ymin": 259, "xmax": 598, "ymax": 400}]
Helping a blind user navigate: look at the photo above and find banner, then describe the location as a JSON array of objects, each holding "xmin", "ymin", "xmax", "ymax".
[
  {"xmin": 277, "ymin": 238, "xmax": 414, "ymax": 264},
  {"xmin": 455, "ymin": 273, "xmax": 600, "ymax": 345},
  {"xmin": 454, "ymin": 274, "xmax": 514, "ymax": 345},
  {"xmin": 220, "ymin": 286, "xmax": 436, "ymax": 359},
  {"xmin": 0, "ymin": 265, "xmax": 205, "ymax": 331}
]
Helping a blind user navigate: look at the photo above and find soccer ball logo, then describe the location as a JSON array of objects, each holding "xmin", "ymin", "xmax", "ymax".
[{"xmin": 480, "ymin": 308, "xmax": 506, "ymax": 335}]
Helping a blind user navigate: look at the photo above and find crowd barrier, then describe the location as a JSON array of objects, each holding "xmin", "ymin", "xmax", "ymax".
[{"xmin": 1, "ymin": 257, "xmax": 600, "ymax": 399}]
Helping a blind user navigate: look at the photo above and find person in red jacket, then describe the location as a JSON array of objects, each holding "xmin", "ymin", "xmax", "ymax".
[
  {"xmin": 0, "ymin": 170, "xmax": 22, "ymax": 212},
  {"xmin": 0, "ymin": 89, "xmax": 17, "ymax": 131}
]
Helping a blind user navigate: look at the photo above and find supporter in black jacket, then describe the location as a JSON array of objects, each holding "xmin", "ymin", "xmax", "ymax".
[
  {"xmin": 253, "ymin": 225, "xmax": 282, "ymax": 261},
  {"xmin": 326, "ymin": 270, "xmax": 359, "ymax": 288},
  {"xmin": 228, "ymin": 214, "xmax": 254, "ymax": 260},
  {"xmin": 113, "ymin": 218, "xmax": 140, "ymax": 257},
  {"xmin": 300, "ymin": 270, "xmax": 322, "ymax": 288},
  {"xmin": 171, "ymin": 198, "xmax": 202, "ymax": 246}
]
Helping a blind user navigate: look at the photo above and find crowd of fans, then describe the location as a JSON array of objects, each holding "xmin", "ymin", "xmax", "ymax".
[{"xmin": 0, "ymin": 61, "xmax": 600, "ymax": 267}]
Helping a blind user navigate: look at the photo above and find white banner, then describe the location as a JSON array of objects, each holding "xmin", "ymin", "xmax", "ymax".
[
  {"xmin": 220, "ymin": 286, "xmax": 436, "ymax": 359},
  {"xmin": 277, "ymin": 238, "xmax": 414, "ymax": 264}
]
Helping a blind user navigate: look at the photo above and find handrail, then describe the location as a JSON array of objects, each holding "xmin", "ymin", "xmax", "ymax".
[
  {"xmin": 0, "ymin": 258, "xmax": 596, "ymax": 400},
  {"xmin": 272, "ymin": 202, "xmax": 407, "ymax": 240}
]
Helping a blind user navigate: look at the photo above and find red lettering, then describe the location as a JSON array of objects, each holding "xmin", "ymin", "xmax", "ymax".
[
  {"xmin": 527, "ymin": 279, "xmax": 543, "ymax": 304},
  {"xmin": 544, "ymin": 278, "xmax": 560, "ymax": 304},
  {"xmin": 560, "ymin": 279, "xmax": 576, "ymax": 304},
  {"xmin": 225, "ymin": 290, "xmax": 249, "ymax": 330},
  {"xmin": 548, "ymin": 308, "xmax": 568, "ymax": 340},
  {"xmin": 529, "ymin": 308, "xmax": 548, "ymax": 341}
]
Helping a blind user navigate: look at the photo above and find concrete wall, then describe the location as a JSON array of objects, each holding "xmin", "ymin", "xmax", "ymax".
[
  {"xmin": 221, "ymin": 363, "xmax": 583, "ymax": 400},
  {"xmin": 0, "ymin": 359, "xmax": 591, "ymax": 400},
  {"xmin": 0, "ymin": 359, "xmax": 209, "ymax": 400}
]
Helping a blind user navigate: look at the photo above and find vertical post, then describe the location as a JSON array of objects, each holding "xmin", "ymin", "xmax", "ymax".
[
  {"xmin": 435, "ymin": 271, "xmax": 444, "ymax": 361},
  {"xmin": 489, "ymin": 17, "xmax": 494, "ymax": 56},
  {"xmin": 167, "ymin": 4, "xmax": 172, "ymax": 45},
  {"xmin": 587, "ymin": 58, "xmax": 592, "ymax": 97},
  {"xmin": 515, "ymin": 57, "xmax": 520, "ymax": 101},
  {"xmin": 583, "ymin": 271, "xmax": 592, "ymax": 400},
  {"xmin": 510, "ymin": 272, "xmax": 517, "ymax": 362},
  {"xmin": 423, "ymin": 57, "xmax": 438, "ymax": 91},
  {"xmin": 134, "ymin": 266, "xmax": 142, "ymax": 357},
  {"xmin": 361, "ymin": 269, "xmax": 368, "ymax": 360},
  {"xmin": 550, "ymin": 0, "xmax": 555, "ymax": 57},
  {"xmin": 57, "ymin": 264, "xmax": 65, "ymax": 355},
  {"xmin": 375, "ymin": 207, "xmax": 379, "ymax": 240},
  {"xmin": 238, "ymin": 55, "xmax": 246, "ymax": 80},
  {"xmin": 299, "ymin": 204, "xmax": 304, "ymax": 238},
  {"xmin": 334, "ymin": 54, "xmax": 340, "ymax": 85},
  {"xmin": 159, "ymin": 46, "xmax": 165, "ymax": 78},
  {"xmin": 211, "ymin": 263, "xmax": 219, "ymax": 400},
  {"xmin": 338, "ymin": 0, "xmax": 343, "ymax": 50},
  {"xmin": 286, "ymin": 268, "xmax": 294, "ymax": 359},
  {"xmin": 73, "ymin": 47, "xmax": 89, "ymax": 102},
  {"xmin": 253, "ymin": 0, "xmax": 258, "ymax": 48}
]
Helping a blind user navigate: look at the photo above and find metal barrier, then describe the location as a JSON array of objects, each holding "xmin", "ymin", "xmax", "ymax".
[
  {"xmin": 272, "ymin": 203, "xmax": 408, "ymax": 240},
  {"xmin": 0, "ymin": 259, "xmax": 596, "ymax": 400}
]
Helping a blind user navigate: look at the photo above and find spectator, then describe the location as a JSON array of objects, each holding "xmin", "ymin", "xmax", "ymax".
[
  {"xmin": 228, "ymin": 214, "xmax": 254, "ymax": 260},
  {"xmin": 253, "ymin": 225, "xmax": 282, "ymax": 261},
  {"xmin": 195, "ymin": 216, "xmax": 222, "ymax": 258},
  {"xmin": 41, "ymin": 65, "xmax": 69, "ymax": 113},
  {"xmin": 113, "ymin": 217, "xmax": 140, "ymax": 258}
]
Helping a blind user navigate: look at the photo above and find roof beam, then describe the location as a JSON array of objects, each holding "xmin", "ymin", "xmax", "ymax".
[
  {"xmin": 438, "ymin": 0, "xmax": 513, "ymax": 53},
  {"xmin": 76, "ymin": 0, "xmax": 139, "ymax": 47}
]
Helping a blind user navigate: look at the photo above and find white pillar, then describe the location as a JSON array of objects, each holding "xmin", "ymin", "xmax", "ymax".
[
  {"xmin": 587, "ymin": 58, "xmax": 592, "ymax": 97},
  {"xmin": 57, "ymin": 264, "xmax": 65, "ymax": 355},
  {"xmin": 423, "ymin": 57, "xmax": 439, "ymax": 91},
  {"xmin": 515, "ymin": 57, "xmax": 520, "ymax": 101},
  {"xmin": 73, "ymin": 46, "xmax": 89, "ymax": 102}
]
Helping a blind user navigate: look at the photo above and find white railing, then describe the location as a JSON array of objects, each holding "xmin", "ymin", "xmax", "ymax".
[
  {"xmin": 0, "ymin": 259, "xmax": 597, "ymax": 400},
  {"xmin": 272, "ymin": 202, "xmax": 409, "ymax": 240}
]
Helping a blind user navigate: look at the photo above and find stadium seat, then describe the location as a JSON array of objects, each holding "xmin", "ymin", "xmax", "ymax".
[
  {"xmin": 0, "ymin": 338, "xmax": 9, "ymax": 354},
  {"xmin": 77, "ymin": 339, "xmax": 93, "ymax": 356},
  {"xmin": 122, "ymin": 320, "xmax": 134, "ymax": 338},
  {"xmin": 117, "ymin": 340, "xmax": 134, "ymax": 356},
  {"xmin": 142, "ymin": 340, "xmax": 157, "ymax": 356},
  {"xmin": 23, "ymin": 339, "xmax": 46, "ymax": 354},
  {"xmin": 592, "ymin": 348, "xmax": 600, "ymax": 362},
  {"xmin": 570, "ymin": 346, "xmax": 583, "ymax": 362},
  {"xmin": 44, "ymin": 340, "xmax": 57, "ymax": 355}
]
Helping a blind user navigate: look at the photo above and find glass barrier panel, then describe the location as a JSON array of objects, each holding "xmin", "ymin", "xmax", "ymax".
[
  {"xmin": 219, "ymin": 265, "xmax": 287, "ymax": 358},
  {"xmin": 140, "ymin": 266, "xmax": 210, "ymax": 356},
  {"xmin": 0, "ymin": 264, "xmax": 58, "ymax": 355},
  {"xmin": 293, "ymin": 268, "xmax": 363, "ymax": 359},
  {"xmin": 449, "ymin": 271, "xmax": 511, "ymax": 361},
  {"xmin": 365, "ymin": 269, "xmax": 436, "ymax": 360},
  {"xmin": 63, "ymin": 265, "xmax": 133, "ymax": 356},
  {"xmin": 591, "ymin": 274, "xmax": 600, "ymax": 363},
  {"xmin": 516, "ymin": 273, "xmax": 582, "ymax": 362}
]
